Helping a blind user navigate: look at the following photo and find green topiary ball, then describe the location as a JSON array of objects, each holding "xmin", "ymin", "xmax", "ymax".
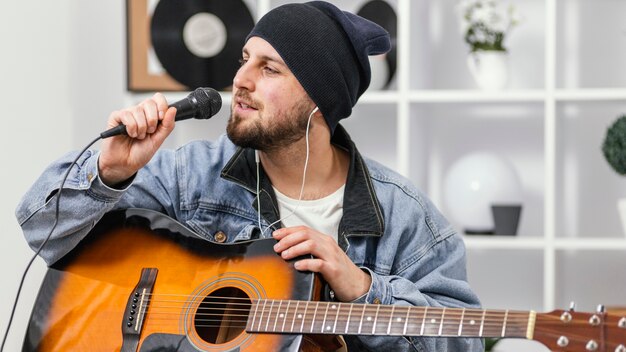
[{"xmin": 602, "ymin": 114, "xmax": 626, "ymax": 175}]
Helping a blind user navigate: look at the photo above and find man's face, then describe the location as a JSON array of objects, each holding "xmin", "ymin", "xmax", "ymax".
[{"xmin": 227, "ymin": 37, "xmax": 314, "ymax": 151}]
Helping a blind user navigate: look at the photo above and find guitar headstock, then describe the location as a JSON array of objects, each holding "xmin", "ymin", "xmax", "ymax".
[{"xmin": 533, "ymin": 304, "xmax": 626, "ymax": 351}]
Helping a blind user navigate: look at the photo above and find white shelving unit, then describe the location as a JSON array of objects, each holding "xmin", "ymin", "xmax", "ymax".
[
  {"xmin": 311, "ymin": 0, "xmax": 626, "ymax": 320},
  {"xmin": 139, "ymin": 2, "xmax": 626, "ymax": 348}
]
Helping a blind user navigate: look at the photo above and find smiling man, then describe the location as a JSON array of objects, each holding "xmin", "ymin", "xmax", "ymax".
[{"xmin": 17, "ymin": 1, "xmax": 482, "ymax": 351}]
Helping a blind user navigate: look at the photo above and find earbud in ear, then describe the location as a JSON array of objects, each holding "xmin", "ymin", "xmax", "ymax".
[{"xmin": 312, "ymin": 106, "xmax": 319, "ymax": 114}]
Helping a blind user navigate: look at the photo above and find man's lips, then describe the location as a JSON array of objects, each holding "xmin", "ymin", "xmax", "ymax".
[
  {"xmin": 238, "ymin": 102, "xmax": 256, "ymax": 110},
  {"xmin": 235, "ymin": 98, "xmax": 258, "ymax": 111}
]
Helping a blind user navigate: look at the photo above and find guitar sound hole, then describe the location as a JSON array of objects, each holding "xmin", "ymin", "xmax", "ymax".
[{"xmin": 194, "ymin": 287, "xmax": 251, "ymax": 344}]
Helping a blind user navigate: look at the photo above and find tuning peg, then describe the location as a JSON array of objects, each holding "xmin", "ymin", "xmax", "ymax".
[
  {"xmin": 589, "ymin": 306, "xmax": 604, "ymax": 326},
  {"xmin": 569, "ymin": 301, "xmax": 576, "ymax": 311}
]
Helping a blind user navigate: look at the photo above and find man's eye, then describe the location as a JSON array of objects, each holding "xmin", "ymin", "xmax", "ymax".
[
  {"xmin": 264, "ymin": 67, "xmax": 278, "ymax": 74},
  {"xmin": 238, "ymin": 58, "xmax": 247, "ymax": 66}
]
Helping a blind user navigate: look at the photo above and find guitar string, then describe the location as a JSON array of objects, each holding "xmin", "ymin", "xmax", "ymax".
[
  {"xmin": 125, "ymin": 302, "xmax": 600, "ymax": 329},
  {"xmin": 135, "ymin": 293, "xmax": 625, "ymax": 324},
  {"xmin": 136, "ymin": 294, "xmax": 593, "ymax": 320},
  {"xmin": 133, "ymin": 316, "xmax": 573, "ymax": 330},
  {"xmin": 129, "ymin": 315, "xmax": 588, "ymax": 334},
  {"xmin": 123, "ymin": 308, "xmax": 605, "ymax": 345},
  {"xmin": 138, "ymin": 315, "xmax": 619, "ymax": 332},
  {"xmin": 134, "ymin": 323, "xmax": 576, "ymax": 336},
  {"xmin": 126, "ymin": 297, "xmax": 590, "ymax": 324},
  {"xmin": 133, "ymin": 307, "xmax": 536, "ymax": 325},
  {"xmin": 139, "ymin": 315, "xmax": 536, "ymax": 330},
  {"xmin": 128, "ymin": 302, "xmax": 602, "ymax": 341},
  {"xmin": 142, "ymin": 320, "xmax": 528, "ymax": 333},
  {"xmin": 134, "ymin": 315, "xmax": 615, "ymax": 343},
  {"xmin": 123, "ymin": 295, "xmax": 610, "ymax": 335},
  {"xmin": 138, "ymin": 311, "xmax": 533, "ymax": 329},
  {"xmin": 135, "ymin": 294, "xmax": 530, "ymax": 316},
  {"xmin": 137, "ymin": 306, "xmax": 532, "ymax": 319},
  {"xmin": 128, "ymin": 316, "xmax": 603, "ymax": 345},
  {"xmin": 116, "ymin": 295, "xmax": 617, "ymax": 330},
  {"xmin": 130, "ymin": 300, "xmax": 537, "ymax": 323}
]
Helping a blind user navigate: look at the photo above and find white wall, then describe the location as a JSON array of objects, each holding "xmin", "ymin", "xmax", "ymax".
[
  {"xmin": 0, "ymin": 1, "xmax": 126, "ymax": 349},
  {"xmin": 1, "ymin": 2, "xmax": 621, "ymax": 352}
]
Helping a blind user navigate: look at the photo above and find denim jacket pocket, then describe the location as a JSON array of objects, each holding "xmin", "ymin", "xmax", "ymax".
[{"xmin": 185, "ymin": 205, "xmax": 259, "ymax": 243}]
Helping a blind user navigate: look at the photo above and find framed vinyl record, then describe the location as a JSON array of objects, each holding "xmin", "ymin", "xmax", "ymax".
[
  {"xmin": 126, "ymin": 0, "xmax": 255, "ymax": 92},
  {"xmin": 356, "ymin": 0, "xmax": 397, "ymax": 90}
]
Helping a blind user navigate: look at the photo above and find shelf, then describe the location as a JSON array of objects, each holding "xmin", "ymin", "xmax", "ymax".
[
  {"xmin": 359, "ymin": 91, "xmax": 399, "ymax": 103},
  {"xmin": 405, "ymin": 88, "xmax": 626, "ymax": 103},
  {"xmin": 554, "ymin": 88, "xmax": 626, "ymax": 101},
  {"xmin": 464, "ymin": 236, "xmax": 626, "ymax": 251},
  {"xmin": 464, "ymin": 236, "xmax": 545, "ymax": 249},
  {"xmin": 128, "ymin": 88, "xmax": 626, "ymax": 107},
  {"xmin": 554, "ymin": 238, "xmax": 626, "ymax": 250},
  {"xmin": 408, "ymin": 90, "xmax": 546, "ymax": 103}
]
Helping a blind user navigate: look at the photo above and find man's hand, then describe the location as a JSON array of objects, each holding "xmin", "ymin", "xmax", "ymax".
[
  {"xmin": 272, "ymin": 226, "xmax": 371, "ymax": 302},
  {"xmin": 98, "ymin": 93, "xmax": 176, "ymax": 186}
]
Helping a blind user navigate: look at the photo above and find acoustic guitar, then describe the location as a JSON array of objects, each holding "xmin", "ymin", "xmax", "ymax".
[{"xmin": 22, "ymin": 208, "xmax": 626, "ymax": 351}]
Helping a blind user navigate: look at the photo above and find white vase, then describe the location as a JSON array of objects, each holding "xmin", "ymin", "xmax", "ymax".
[
  {"xmin": 467, "ymin": 50, "xmax": 509, "ymax": 90},
  {"xmin": 617, "ymin": 199, "xmax": 626, "ymax": 236}
]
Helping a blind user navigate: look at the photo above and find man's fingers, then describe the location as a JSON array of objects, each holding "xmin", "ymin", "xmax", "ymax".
[
  {"xmin": 278, "ymin": 239, "xmax": 317, "ymax": 260},
  {"xmin": 141, "ymin": 99, "xmax": 160, "ymax": 134},
  {"xmin": 118, "ymin": 110, "xmax": 137, "ymax": 137},
  {"xmin": 132, "ymin": 106, "xmax": 148, "ymax": 139},
  {"xmin": 151, "ymin": 106, "xmax": 176, "ymax": 144},
  {"xmin": 272, "ymin": 226, "xmax": 308, "ymax": 240},
  {"xmin": 293, "ymin": 258, "xmax": 325, "ymax": 272},
  {"xmin": 273, "ymin": 229, "xmax": 310, "ymax": 252},
  {"xmin": 153, "ymin": 92, "xmax": 169, "ymax": 116}
]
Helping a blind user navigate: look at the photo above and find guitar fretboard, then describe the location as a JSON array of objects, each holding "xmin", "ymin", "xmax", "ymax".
[{"xmin": 245, "ymin": 299, "xmax": 534, "ymax": 338}]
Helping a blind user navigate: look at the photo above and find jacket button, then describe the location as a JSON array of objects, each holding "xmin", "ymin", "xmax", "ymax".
[
  {"xmin": 373, "ymin": 298, "xmax": 381, "ymax": 304},
  {"xmin": 214, "ymin": 231, "xmax": 227, "ymax": 243}
]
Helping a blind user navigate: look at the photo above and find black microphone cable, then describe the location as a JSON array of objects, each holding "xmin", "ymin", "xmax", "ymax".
[
  {"xmin": 1, "ymin": 134, "xmax": 101, "ymax": 352},
  {"xmin": 1, "ymin": 88, "xmax": 221, "ymax": 351}
]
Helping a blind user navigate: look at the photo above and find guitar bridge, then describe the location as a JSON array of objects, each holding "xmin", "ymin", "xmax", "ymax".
[{"xmin": 121, "ymin": 267, "xmax": 158, "ymax": 352}]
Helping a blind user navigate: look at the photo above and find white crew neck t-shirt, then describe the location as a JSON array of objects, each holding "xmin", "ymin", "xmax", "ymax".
[{"xmin": 272, "ymin": 185, "xmax": 345, "ymax": 242}]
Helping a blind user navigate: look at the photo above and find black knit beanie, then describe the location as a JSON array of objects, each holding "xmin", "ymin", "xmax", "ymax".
[{"xmin": 246, "ymin": 1, "xmax": 391, "ymax": 134}]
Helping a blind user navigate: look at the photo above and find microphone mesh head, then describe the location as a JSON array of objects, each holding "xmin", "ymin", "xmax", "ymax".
[{"xmin": 193, "ymin": 87, "xmax": 222, "ymax": 119}]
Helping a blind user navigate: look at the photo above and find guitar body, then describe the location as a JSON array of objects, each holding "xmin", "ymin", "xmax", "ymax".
[{"xmin": 23, "ymin": 209, "xmax": 317, "ymax": 352}]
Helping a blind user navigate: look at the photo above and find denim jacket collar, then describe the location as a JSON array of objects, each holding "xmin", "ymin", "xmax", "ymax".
[{"xmin": 220, "ymin": 124, "xmax": 385, "ymax": 239}]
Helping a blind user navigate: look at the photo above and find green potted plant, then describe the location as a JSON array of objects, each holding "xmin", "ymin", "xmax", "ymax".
[{"xmin": 601, "ymin": 114, "xmax": 626, "ymax": 235}]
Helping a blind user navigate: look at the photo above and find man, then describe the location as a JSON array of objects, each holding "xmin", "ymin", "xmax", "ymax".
[{"xmin": 17, "ymin": 1, "xmax": 482, "ymax": 351}]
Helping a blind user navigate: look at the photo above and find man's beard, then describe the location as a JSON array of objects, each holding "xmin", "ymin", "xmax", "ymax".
[{"xmin": 227, "ymin": 93, "xmax": 312, "ymax": 151}]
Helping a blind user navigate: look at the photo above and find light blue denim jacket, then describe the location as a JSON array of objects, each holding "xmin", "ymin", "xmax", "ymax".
[{"xmin": 16, "ymin": 125, "xmax": 483, "ymax": 351}]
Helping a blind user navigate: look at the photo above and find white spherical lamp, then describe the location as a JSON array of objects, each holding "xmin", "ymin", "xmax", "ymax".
[{"xmin": 443, "ymin": 152, "xmax": 523, "ymax": 233}]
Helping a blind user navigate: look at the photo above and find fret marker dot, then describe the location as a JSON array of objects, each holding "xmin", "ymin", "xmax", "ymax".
[
  {"xmin": 431, "ymin": 319, "xmax": 436, "ymax": 324},
  {"xmin": 332, "ymin": 305, "xmax": 337, "ymax": 309},
  {"xmin": 397, "ymin": 318, "xmax": 402, "ymax": 322},
  {"xmin": 298, "ymin": 314, "xmax": 302, "ymax": 319},
  {"xmin": 326, "ymin": 326, "xmax": 331, "ymax": 331},
  {"xmin": 367, "ymin": 316, "xmax": 372, "ymax": 321},
  {"xmin": 470, "ymin": 320, "xmax": 475, "ymax": 325},
  {"xmin": 279, "ymin": 314, "xmax": 284, "ymax": 318}
]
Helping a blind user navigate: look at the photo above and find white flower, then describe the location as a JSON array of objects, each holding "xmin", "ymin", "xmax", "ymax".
[
  {"xmin": 471, "ymin": 7, "xmax": 488, "ymax": 23},
  {"xmin": 456, "ymin": 0, "xmax": 521, "ymax": 52}
]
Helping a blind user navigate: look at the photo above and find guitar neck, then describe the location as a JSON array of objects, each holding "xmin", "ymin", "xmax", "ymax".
[{"xmin": 246, "ymin": 299, "xmax": 533, "ymax": 338}]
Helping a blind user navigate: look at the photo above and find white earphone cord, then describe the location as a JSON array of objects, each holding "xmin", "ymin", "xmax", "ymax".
[{"xmin": 256, "ymin": 106, "xmax": 318, "ymax": 236}]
